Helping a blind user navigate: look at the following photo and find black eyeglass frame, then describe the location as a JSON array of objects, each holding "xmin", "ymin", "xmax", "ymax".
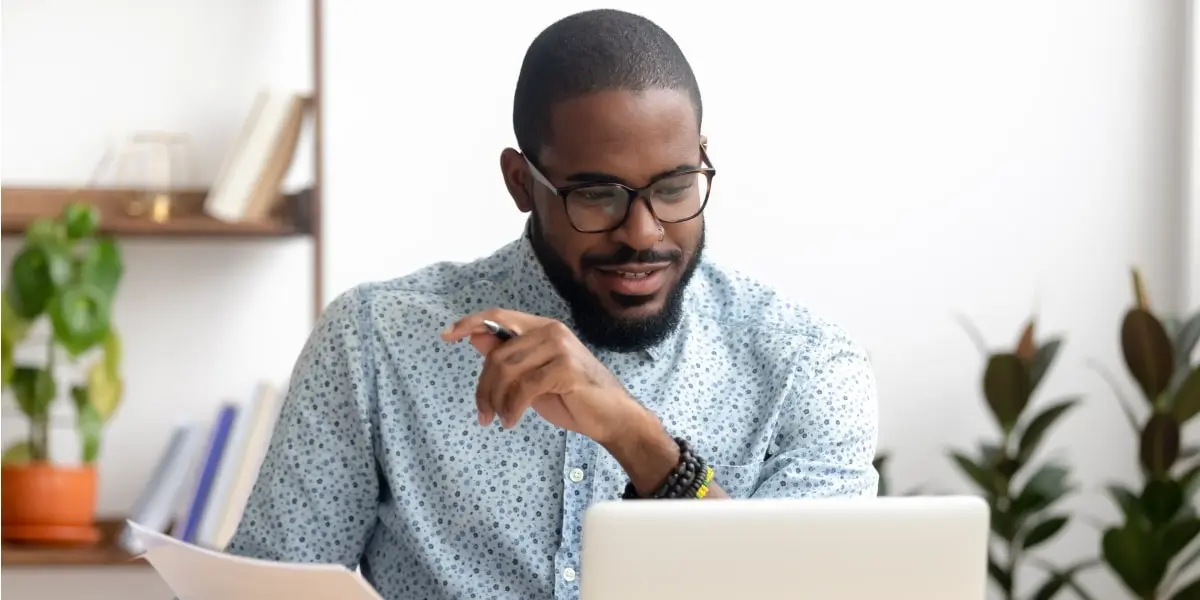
[{"xmin": 524, "ymin": 144, "xmax": 717, "ymax": 234}]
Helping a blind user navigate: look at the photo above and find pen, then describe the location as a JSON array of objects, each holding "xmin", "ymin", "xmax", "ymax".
[{"xmin": 482, "ymin": 319, "xmax": 517, "ymax": 342}]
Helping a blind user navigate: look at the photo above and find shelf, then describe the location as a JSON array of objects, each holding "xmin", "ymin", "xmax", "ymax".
[
  {"xmin": 2, "ymin": 519, "xmax": 147, "ymax": 567},
  {"xmin": 1, "ymin": 186, "xmax": 314, "ymax": 239}
]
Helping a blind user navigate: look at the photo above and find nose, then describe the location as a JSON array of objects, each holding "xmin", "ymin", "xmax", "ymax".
[{"xmin": 611, "ymin": 196, "xmax": 662, "ymax": 250}]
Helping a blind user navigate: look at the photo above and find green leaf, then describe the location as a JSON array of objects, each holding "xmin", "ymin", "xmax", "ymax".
[
  {"xmin": 950, "ymin": 451, "xmax": 1002, "ymax": 497},
  {"xmin": 48, "ymin": 283, "xmax": 110, "ymax": 357},
  {"xmin": 988, "ymin": 556, "xmax": 1012, "ymax": 595},
  {"xmin": 23, "ymin": 216, "xmax": 67, "ymax": 248},
  {"xmin": 1035, "ymin": 560, "xmax": 1100, "ymax": 600},
  {"xmin": 1087, "ymin": 359, "xmax": 1142, "ymax": 434},
  {"xmin": 1018, "ymin": 397, "xmax": 1078, "ymax": 462},
  {"xmin": 7, "ymin": 244, "xmax": 68, "ymax": 319},
  {"xmin": 1108, "ymin": 484, "xmax": 1145, "ymax": 524},
  {"xmin": 1, "ymin": 440, "xmax": 35, "ymax": 465},
  {"xmin": 85, "ymin": 359, "xmax": 123, "ymax": 422},
  {"xmin": 1, "ymin": 291, "xmax": 31, "ymax": 347},
  {"xmin": 1141, "ymin": 413, "xmax": 1182, "ymax": 476},
  {"xmin": 991, "ymin": 504, "xmax": 1017, "ymax": 539},
  {"xmin": 1172, "ymin": 367, "xmax": 1200, "ymax": 425},
  {"xmin": 984, "ymin": 353, "xmax": 1032, "ymax": 432},
  {"xmin": 1181, "ymin": 463, "xmax": 1200, "ymax": 500},
  {"xmin": 1174, "ymin": 311, "xmax": 1200, "ymax": 368},
  {"xmin": 1030, "ymin": 338, "xmax": 1063, "ymax": 392},
  {"xmin": 1172, "ymin": 545, "xmax": 1200, "ymax": 592},
  {"xmin": 1031, "ymin": 573, "xmax": 1068, "ymax": 600},
  {"xmin": 77, "ymin": 238, "xmax": 122, "ymax": 297},
  {"xmin": 102, "ymin": 328, "xmax": 122, "ymax": 376},
  {"xmin": 1, "ymin": 337, "xmax": 13, "ymax": 388},
  {"xmin": 1102, "ymin": 524, "xmax": 1165, "ymax": 597},
  {"xmin": 1012, "ymin": 463, "xmax": 1072, "ymax": 517},
  {"xmin": 1122, "ymin": 308, "xmax": 1176, "ymax": 404},
  {"xmin": 1170, "ymin": 576, "xmax": 1200, "ymax": 600},
  {"xmin": 62, "ymin": 202, "xmax": 99, "ymax": 240},
  {"xmin": 1142, "ymin": 478, "xmax": 1185, "ymax": 524},
  {"xmin": 1162, "ymin": 517, "xmax": 1200, "ymax": 563},
  {"xmin": 10, "ymin": 367, "xmax": 56, "ymax": 418},
  {"xmin": 1022, "ymin": 515, "xmax": 1069, "ymax": 550}
]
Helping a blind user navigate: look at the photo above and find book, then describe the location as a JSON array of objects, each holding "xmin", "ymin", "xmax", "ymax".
[
  {"xmin": 118, "ymin": 422, "xmax": 207, "ymax": 554},
  {"xmin": 204, "ymin": 89, "xmax": 307, "ymax": 222},
  {"xmin": 124, "ymin": 520, "xmax": 384, "ymax": 600}
]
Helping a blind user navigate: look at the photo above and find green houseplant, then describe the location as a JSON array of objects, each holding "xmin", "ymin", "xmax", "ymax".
[
  {"xmin": 1097, "ymin": 269, "xmax": 1200, "ymax": 600},
  {"xmin": 950, "ymin": 316, "xmax": 1092, "ymax": 599},
  {"xmin": 1, "ymin": 202, "xmax": 125, "ymax": 545}
]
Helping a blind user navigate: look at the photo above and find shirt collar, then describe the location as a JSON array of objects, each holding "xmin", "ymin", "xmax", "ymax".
[{"xmin": 498, "ymin": 219, "xmax": 687, "ymax": 363}]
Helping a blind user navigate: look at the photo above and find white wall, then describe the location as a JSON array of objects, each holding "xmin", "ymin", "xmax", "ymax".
[
  {"xmin": 1, "ymin": 1, "xmax": 1193, "ymax": 600},
  {"xmin": 1, "ymin": 1, "xmax": 313, "ymax": 598},
  {"xmin": 1190, "ymin": 0, "xmax": 1200, "ymax": 310},
  {"xmin": 323, "ymin": 2, "xmax": 1188, "ymax": 599}
]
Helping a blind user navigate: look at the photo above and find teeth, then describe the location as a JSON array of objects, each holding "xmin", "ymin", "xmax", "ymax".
[{"xmin": 617, "ymin": 271, "xmax": 650, "ymax": 279}]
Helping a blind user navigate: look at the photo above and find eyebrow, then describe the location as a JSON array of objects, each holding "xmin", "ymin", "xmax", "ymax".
[{"xmin": 564, "ymin": 163, "xmax": 699, "ymax": 186}]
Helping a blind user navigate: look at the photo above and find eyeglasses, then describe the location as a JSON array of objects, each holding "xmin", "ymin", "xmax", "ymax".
[{"xmin": 524, "ymin": 145, "xmax": 716, "ymax": 234}]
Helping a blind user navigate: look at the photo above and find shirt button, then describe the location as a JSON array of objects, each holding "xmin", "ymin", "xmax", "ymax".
[
  {"xmin": 563, "ymin": 567, "xmax": 577, "ymax": 582},
  {"xmin": 568, "ymin": 468, "xmax": 585, "ymax": 483}
]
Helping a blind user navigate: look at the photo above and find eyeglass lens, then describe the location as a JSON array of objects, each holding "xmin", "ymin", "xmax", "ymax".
[{"xmin": 565, "ymin": 171, "xmax": 710, "ymax": 232}]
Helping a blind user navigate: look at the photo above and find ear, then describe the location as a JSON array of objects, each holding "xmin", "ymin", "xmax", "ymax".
[
  {"xmin": 500, "ymin": 148, "xmax": 534, "ymax": 213},
  {"xmin": 700, "ymin": 134, "xmax": 708, "ymax": 149}
]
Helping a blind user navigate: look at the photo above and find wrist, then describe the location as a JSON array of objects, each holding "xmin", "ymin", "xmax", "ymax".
[{"xmin": 601, "ymin": 402, "xmax": 679, "ymax": 496}]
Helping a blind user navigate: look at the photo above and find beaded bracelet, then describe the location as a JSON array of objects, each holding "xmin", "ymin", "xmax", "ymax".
[{"xmin": 621, "ymin": 437, "xmax": 711, "ymax": 500}]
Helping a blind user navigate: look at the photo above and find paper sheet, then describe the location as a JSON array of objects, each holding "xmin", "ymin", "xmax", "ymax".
[{"xmin": 125, "ymin": 521, "xmax": 385, "ymax": 600}]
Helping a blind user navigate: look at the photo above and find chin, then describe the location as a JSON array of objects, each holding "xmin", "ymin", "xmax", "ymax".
[{"xmin": 602, "ymin": 304, "xmax": 662, "ymax": 326}]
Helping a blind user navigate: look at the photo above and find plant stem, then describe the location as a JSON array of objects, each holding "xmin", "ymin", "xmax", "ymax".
[
  {"xmin": 28, "ymin": 414, "xmax": 48, "ymax": 461},
  {"xmin": 31, "ymin": 338, "xmax": 57, "ymax": 461}
]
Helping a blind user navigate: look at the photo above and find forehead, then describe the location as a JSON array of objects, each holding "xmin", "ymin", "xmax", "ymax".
[{"xmin": 539, "ymin": 88, "xmax": 699, "ymax": 183}]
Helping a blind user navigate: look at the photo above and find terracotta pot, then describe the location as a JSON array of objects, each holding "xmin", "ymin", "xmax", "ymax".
[{"xmin": 1, "ymin": 462, "xmax": 100, "ymax": 545}]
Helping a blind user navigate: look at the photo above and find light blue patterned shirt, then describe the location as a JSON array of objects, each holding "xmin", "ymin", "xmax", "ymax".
[{"xmin": 225, "ymin": 228, "xmax": 879, "ymax": 600}]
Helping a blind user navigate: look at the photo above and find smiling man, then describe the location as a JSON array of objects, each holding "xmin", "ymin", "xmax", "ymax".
[{"xmin": 224, "ymin": 8, "xmax": 878, "ymax": 600}]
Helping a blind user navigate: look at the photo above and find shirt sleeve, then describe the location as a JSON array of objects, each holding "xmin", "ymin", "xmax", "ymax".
[
  {"xmin": 751, "ymin": 323, "xmax": 880, "ymax": 499},
  {"xmin": 223, "ymin": 286, "xmax": 381, "ymax": 567}
]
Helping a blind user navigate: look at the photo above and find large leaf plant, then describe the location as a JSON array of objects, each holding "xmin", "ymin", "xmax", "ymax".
[
  {"xmin": 1096, "ymin": 269, "xmax": 1200, "ymax": 600},
  {"xmin": 1, "ymin": 202, "xmax": 125, "ymax": 466},
  {"xmin": 951, "ymin": 315, "xmax": 1093, "ymax": 600}
]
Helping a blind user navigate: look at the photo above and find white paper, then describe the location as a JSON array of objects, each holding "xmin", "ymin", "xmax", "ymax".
[{"xmin": 125, "ymin": 521, "xmax": 385, "ymax": 600}]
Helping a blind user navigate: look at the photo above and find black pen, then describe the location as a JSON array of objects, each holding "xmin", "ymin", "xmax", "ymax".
[{"xmin": 482, "ymin": 319, "xmax": 517, "ymax": 342}]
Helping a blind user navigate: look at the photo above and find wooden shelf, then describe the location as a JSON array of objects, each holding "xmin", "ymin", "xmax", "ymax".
[
  {"xmin": 2, "ymin": 519, "xmax": 147, "ymax": 567},
  {"xmin": 1, "ymin": 186, "xmax": 314, "ymax": 238}
]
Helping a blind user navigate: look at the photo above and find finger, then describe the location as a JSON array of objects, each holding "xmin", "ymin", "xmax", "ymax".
[
  {"xmin": 440, "ymin": 308, "xmax": 514, "ymax": 341},
  {"xmin": 499, "ymin": 358, "xmax": 564, "ymax": 428},
  {"xmin": 467, "ymin": 331, "xmax": 501, "ymax": 356},
  {"xmin": 475, "ymin": 388, "xmax": 494, "ymax": 426},
  {"xmin": 440, "ymin": 307, "xmax": 552, "ymax": 342},
  {"xmin": 479, "ymin": 333, "xmax": 558, "ymax": 428}
]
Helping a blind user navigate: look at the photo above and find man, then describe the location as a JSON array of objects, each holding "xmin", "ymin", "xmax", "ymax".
[{"xmin": 225, "ymin": 8, "xmax": 878, "ymax": 600}]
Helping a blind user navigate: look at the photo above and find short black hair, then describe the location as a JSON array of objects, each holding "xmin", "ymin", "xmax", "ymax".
[{"xmin": 512, "ymin": 9, "xmax": 703, "ymax": 164}]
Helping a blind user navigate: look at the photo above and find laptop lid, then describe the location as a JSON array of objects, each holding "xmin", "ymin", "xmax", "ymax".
[{"xmin": 579, "ymin": 495, "xmax": 989, "ymax": 600}]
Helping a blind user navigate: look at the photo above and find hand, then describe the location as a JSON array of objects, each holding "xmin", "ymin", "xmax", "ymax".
[{"xmin": 440, "ymin": 308, "xmax": 639, "ymax": 444}]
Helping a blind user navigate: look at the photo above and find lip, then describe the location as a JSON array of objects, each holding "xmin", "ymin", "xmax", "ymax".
[{"xmin": 592, "ymin": 263, "xmax": 671, "ymax": 296}]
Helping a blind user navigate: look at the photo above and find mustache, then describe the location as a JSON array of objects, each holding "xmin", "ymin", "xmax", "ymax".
[{"xmin": 581, "ymin": 245, "xmax": 683, "ymax": 269}]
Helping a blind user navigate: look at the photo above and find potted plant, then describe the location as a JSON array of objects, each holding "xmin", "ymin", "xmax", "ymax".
[
  {"xmin": 949, "ymin": 315, "xmax": 1094, "ymax": 599},
  {"xmin": 1, "ymin": 202, "xmax": 125, "ymax": 546},
  {"xmin": 1096, "ymin": 268, "xmax": 1200, "ymax": 600}
]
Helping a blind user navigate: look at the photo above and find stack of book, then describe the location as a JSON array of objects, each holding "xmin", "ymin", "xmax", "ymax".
[{"xmin": 119, "ymin": 382, "xmax": 285, "ymax": 554}]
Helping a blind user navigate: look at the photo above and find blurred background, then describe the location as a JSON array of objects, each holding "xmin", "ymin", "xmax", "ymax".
[{"xmin": 1, "ymin": 1, "xmax": 1197, "ymax": 599}]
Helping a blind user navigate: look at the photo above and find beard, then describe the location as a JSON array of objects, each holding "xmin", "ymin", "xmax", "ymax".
[{"xmin": 527, "ymin": 215, "xmax": 704, "ymax": 353}]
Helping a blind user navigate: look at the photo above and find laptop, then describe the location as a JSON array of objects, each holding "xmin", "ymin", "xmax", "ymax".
[{"xmin": 579, "ymin": 495, "xmax": 989, "ymax": 599}]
